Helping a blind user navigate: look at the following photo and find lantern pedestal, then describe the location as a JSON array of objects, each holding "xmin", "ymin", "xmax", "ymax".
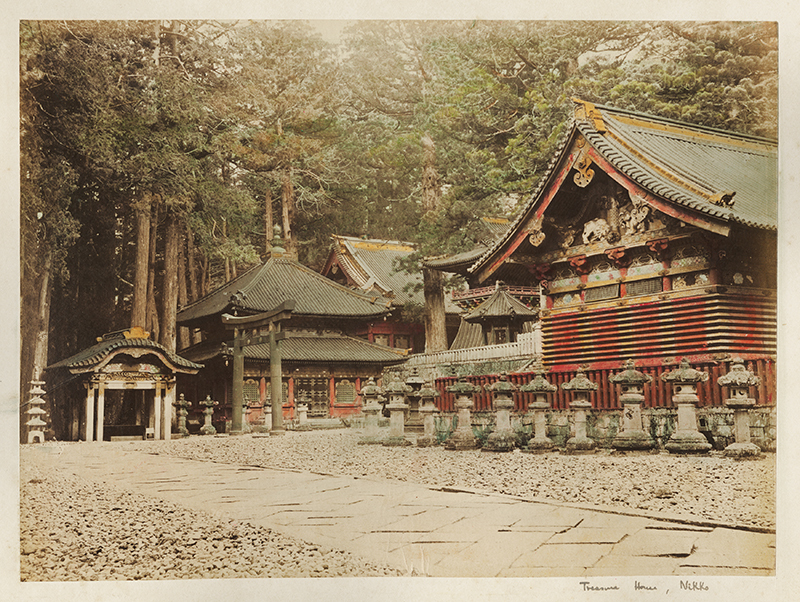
[
  {"xmin": 416, "ymin": 382, "xmax": 441, "ymax": 447},
  {"xmin": 382, "ymin": 400, "xmax": 412, "ymax": 446},
  {"xmin": 444, "ymin": 378, "xmax": 481, "ymax": 451},
  {"xmin": 525, "ymin": 401, "xmax": 554, "ymax": 452},
  {"xmin": 719, "ymin": 361, "xmax": 762, "ymax": 459},
  {"xmin": 358, "ymin": 378, "xmax": 384, "ymax": 445},
  {"xmin": 484, "ymin": 399, "xmax": 516, "ymax": 452},
  {"xmin": 565, "ymin": 399, "xmax": 596, "ymax": 454}
]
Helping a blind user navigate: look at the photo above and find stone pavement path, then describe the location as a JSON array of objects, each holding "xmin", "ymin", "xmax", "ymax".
[{"xmin": 27, "ymin": 442, "xmax": 775, "ymax": 578}]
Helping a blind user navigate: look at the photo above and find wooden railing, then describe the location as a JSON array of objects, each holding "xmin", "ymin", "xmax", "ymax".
[{"xmin": 404, "ymin": 331, "xmax": 541, "ymax": 376}]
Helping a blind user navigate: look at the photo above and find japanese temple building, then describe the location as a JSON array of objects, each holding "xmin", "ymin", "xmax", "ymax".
[
  {"xmin": 45, "ymin": 327, "xmax": 203, "ymax": 441},
  {"xmin": 321, "ymin": 235, "xmax": 462, "ymax": 351},
  {"xmin": 425, "ymin": 99, "xmax": 777, "ymax": 409},
  {"xmin": 176, "ymin": 242, "xmax": 409, "ymax": 426}
]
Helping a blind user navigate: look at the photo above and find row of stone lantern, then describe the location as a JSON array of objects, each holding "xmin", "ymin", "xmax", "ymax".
[{"xmin": 373, "ymin": 356, "xmax": 762, "ymax": 457}]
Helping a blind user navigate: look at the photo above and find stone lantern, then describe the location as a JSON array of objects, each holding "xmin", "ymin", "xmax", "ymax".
[
  {"xmin": 404, "ymin": 367, "xmax": 426, "ymax": 432},
  {"xmin": 661, "ymin": 358, "xmax": 712, "ymax": 454},
  {"xmin": 295, "ymin": 391, "xmax": 311, "ymax": 431},
  {"xmin": 561, "ymin": 368, "xmax": 598, "ymax": 454},
  {"xmin": 358, "ymin": 377, "xmax": 385, "ymax": 445},
  {"xmin": 416, "ymin": 380, "xmax": 441, "ymax": 447},
  {"xmin": 717, "ymin": 360, "xmax": 762, "ymax": 458},
  {"xmin": 519, "ymin": 356, "xmax": 557, "ymax": 453},
  {"xmin": 609, "ymin": 359, "xmax": 655, "ymax": 451},
  {"xmin": 483, "ymin": 373, "xmax": 518, "ymax": 452},
  {"xmin": 444, "ymin": 377, "xmax": 482, "ymax": 450},
  {"xmin": 382, "ymin": 378, "xmax": 412, "ymax": 446},
  {"xmin": 25, "ymin": 381, "xmax": 47, "ymax": 444},
  {"xmin": 174, "ymin": 394, "xmax": 192, "ymax": 438},
  {"xmin": 199, "ymin": 395, "xmax": 219, "ymax": 436}
]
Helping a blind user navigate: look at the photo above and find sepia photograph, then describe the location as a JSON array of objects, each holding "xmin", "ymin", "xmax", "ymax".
[{"xmin": 6, "ymin": 2, "xmax": 797, "ymax": 601}]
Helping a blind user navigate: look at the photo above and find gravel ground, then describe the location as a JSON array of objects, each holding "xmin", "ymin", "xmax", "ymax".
[
  {"xmin": 19, "ymin": 428, "xmax": 774, "ymax": 581},
  {"xmin": 132, "ymin": 429, "xmax": 775, "ymax": 530},
  {"xmin": 19, "ymin": 450, "xmax": 401, "ymax": 581}
]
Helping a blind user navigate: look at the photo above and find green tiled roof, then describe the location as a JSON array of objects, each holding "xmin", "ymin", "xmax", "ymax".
[
  {"xmin": 181, "ymin": 331, "xmax": 408, "ymax": 365},
  {"xmin": 422, "ymin": 246, "xmax": 488, "ymax": 272},
  {"xmin": 331, "ymin": 236, "xmax": 421, "ymax": 306},
  {"xmin": 463, "ymin": 287, "xmax": 538, "ymax": 322},
  {"xmin": 47, "ymin": 335, "xmax": 203, "ymax": 373},
  {"xmin": 329, "ymin": 235, "xmax": 460, "ymax": 312},
  {"xmin": 449, "ymin": 319, "xmax": 484, "ymax": 350},
  {"xmin": 581, "ymin": 103, "xmax": 777, "ymax": 230},
  {"xmin": 468, "ymin": 100, "xmax": 777, "ymax": 276},
  {"xmin": 178, "ymin": 256, "xmax": 393, "ymax": 325}
]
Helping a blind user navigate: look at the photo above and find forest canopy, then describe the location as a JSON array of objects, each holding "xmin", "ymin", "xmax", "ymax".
[{"xmin": 19, "ymin": 19, "xmax": 778, "ymax": 398}]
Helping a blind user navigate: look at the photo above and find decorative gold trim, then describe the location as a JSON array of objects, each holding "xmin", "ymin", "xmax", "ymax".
[{"xmin": 573, "ymin": 148, "xmax": 595, "ymax": 188}]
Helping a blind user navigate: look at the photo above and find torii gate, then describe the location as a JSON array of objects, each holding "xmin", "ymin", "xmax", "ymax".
[{"xmin": 222, "ymin": 300, "xmax": 295, "ymax": 435}]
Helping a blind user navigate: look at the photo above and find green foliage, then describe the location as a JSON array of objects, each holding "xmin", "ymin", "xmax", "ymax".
[{"xmin": 20, "ymin": 19, "xmax": 777, "ymax": 385}]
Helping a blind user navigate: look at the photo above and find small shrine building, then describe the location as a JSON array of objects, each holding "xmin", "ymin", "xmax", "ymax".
[{"xmin": 45, "ymin": 327, "xmax": 202, "ymax": 441}]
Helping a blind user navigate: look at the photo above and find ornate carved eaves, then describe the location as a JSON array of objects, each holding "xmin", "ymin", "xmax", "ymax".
[
  {"xmin": 569, "ymin": 255, "xmax": 591, "ymax": 275},
  {"xmin": 573, "ymin": 137, "xmax": 595, "ymax": 188},
  {"xmin": 604, "ymin": 247, "xmax": 631, "ymax": 268}
]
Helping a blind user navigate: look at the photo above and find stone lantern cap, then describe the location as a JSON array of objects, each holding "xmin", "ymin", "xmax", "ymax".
[
  {"xmin": 561, "ymin": 368, "xmax": 598, "ymax": 392},
  {"xmin": 360, "ymin": 377, "xmax": 384, "ymax": 397},
  {"xmin": 609, "ymin": 359, "xmax": 653, "ymax": 386},
  {"xmin": 447, "ymin": 377, "xmax": 482, "ymax": 396},
  {"xmin": 487, "ymin": 372, "xmax": 518, "ymax": 395},
  {"xmin": 520, "ymin": 374, "xmax": 558, "ymax": 393},
  {"xmin": 383, "ymin": 378, "xmax": 412, "ymax": 396},
  {"xmin": 404, "ymin": 368, "xmax": 425, "ymax": 390},
  {"xmin": 661, "ymin": 358, "xmax": 709, "ymax": 384},
  {"xmin": 717, "ymin": 360, "xmax": 760, "ymax": 388},
  {"xmin": 174, "ymin": 393, "xmax": 192, "ymax": 408},
  {"xmin": 200, "ymin": 395, "xmax": 219, "ymax": 408},
  {"xmin": 417, "ymin": 381, "xmax": 440, "ymax": 401},
  {"xmin": 520, "ymin": 355, "xmax": 558, "ymax": 393}
]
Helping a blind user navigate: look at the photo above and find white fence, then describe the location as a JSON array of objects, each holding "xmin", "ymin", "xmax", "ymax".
[{"xmin": 402, "ymin": 328, "xmax": 542, "ymax": 377}]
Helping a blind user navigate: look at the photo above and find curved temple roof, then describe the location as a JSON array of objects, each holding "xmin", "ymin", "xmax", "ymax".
[
  {"xmin": 47, "ymin": 332, "xmax": 203, "ymax": 374},
  {"xmin": 180, "ymin": 331, "xmax": 409, "ymax": 365},
  {"xmin": 178, "ymin": 256, "xmax": 393, "ymax": 325},
  {"xmin": 467, "ymin": 99, "xmax": 777, "ymax": 279},
  {"xmin": 463, "ymin": 286, "xmax": 538, "ymax": 323}
]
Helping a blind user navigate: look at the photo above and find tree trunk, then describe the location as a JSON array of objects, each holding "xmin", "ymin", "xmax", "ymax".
[
  {"xmin": 421, "ymin": 133, "xmax": 440, "ymax": 213},
  {"xmin": 222, "ymin": 217, "xmax": 232, "ymax": 282},
  {"xmin": 146, "ymin": 204, "xmax": 160, "ymax": 342},
  {"xmin": 420, "ymin": 132, "xmax": 447, "ymax": 352},
  {"xmin": 265, "ymin": 186, "xmax": 273, "ymax": 255},
  {"xmin": 423, "ymin": 267, "xmax": 448, "ymax": 353},
  {"xmin": 200, "ymin": 255, "xmax": 209, "ymax": 298},
  {"xmin": 177, "ymin": 233, "xmax": 189, "ymax": 350},
  {"xmin": 186, "ymin": 227, "xmax": 199, "ymax": 302},
  {"xmin": 281, "ymin": 166, "xmax": 296, "ymax": 258},
  {"xmin": 131, "ymin": 196, "xmax": 151, "ymax": 329},
  {"xmin": 160, "ymin": 210, "xmax": 180, "ymax": 352},
  {"xmin": 31, "ymin": 247, "xmax": 54, "ymax": 381}
]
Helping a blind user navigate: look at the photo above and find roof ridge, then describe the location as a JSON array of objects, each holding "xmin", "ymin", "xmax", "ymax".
[
  {"xmin": 594, "ymin": 102, "xmax": 777, "ymax": 146},
  {"xmin": 265, "ymin": 257, "xmax": 393, "ymax": 308}
]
